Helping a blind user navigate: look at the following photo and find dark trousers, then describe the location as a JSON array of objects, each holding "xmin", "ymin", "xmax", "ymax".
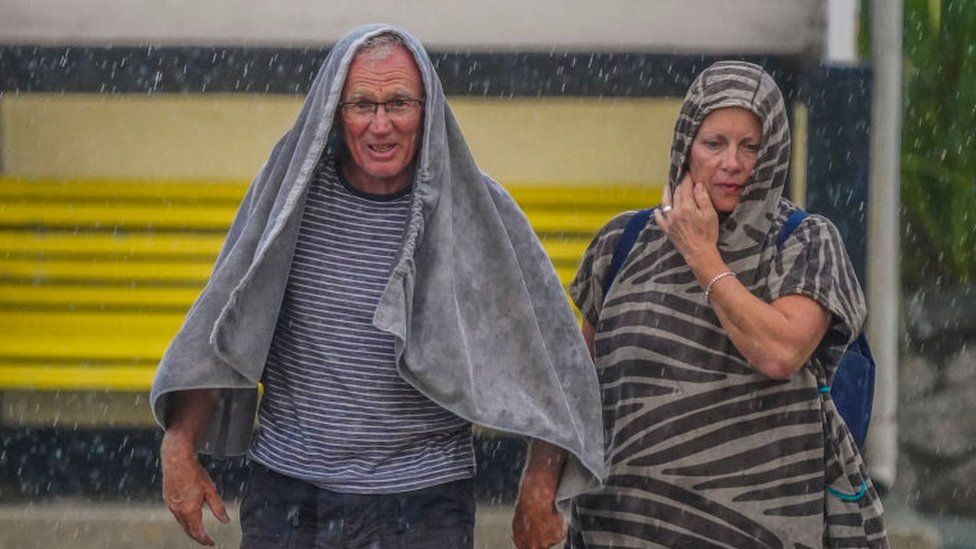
[{"xmin": 239, "ymin": 462, "xmax": 476, "ymax": 549}]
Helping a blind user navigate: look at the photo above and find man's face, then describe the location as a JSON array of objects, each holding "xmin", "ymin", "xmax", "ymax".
[{"xmin": 340, "ymin": 46, "xmax": 424, "ymax": 194}]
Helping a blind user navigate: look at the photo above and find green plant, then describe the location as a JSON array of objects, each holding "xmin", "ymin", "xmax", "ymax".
[
  {"xmin": 901, "ymin": 0, "xmax": 976, "ymax": 288},
  {"xmin": 862, "ymin": 0, "xmax": 976, "ymax": 289}
]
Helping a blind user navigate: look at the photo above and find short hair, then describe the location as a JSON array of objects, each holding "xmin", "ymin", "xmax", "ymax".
[{"xmin": 355, "ymin": 32, "xmax": 407, "ymax": 61}]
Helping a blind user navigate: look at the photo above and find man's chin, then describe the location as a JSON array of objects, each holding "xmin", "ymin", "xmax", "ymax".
[{"xmin": 364, "ymin": 168, "xmax": 406, "ymax": 181}]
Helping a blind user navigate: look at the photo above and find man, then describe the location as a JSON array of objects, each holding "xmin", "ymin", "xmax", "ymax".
[{"xmin": 151, "ymin": 24, "xmax": 604, "ymax": 548}]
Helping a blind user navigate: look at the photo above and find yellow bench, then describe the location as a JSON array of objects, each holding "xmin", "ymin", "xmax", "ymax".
[{"xmin": 0, "ymin": 178, "xmax": 660, "ymax": 391}]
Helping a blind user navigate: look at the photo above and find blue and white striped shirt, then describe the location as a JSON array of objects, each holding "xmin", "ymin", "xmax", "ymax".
[{"xmin": 249, "ymin": 158, "xmax": 474, "ymax": 494}]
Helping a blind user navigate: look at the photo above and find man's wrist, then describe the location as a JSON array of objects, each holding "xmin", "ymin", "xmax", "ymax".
[
  {"xmin": 517, "ymin": 479, "xmax": 558, "ymax": 506},
  {"xmin": 162, "ymin": 429, "xmax": 199, "ymax": 460}
]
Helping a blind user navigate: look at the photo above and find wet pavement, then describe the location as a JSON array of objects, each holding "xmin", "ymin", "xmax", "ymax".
[
  {"xmin": 2, "ymin": 498, "xmax": 975, "ymax": 548},
  {"xmin": 0, "ymin": 500, "xmax": 515, "ymax": 548}
]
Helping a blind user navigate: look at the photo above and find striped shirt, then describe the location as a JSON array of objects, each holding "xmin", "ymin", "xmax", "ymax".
[{"xmin": 249, "ymin": 158, "xmax": 474, "ymax": 494}]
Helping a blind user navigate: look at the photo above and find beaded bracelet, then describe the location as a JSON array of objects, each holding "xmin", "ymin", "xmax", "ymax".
[{"xmin": 704, "ymin": 271, "xmax": 736, "ymax": 301}]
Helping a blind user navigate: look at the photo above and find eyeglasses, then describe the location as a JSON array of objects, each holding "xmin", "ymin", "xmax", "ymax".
[{"xmin": 339, "ymin": 98, "xmax": 424, "ymax": 120}]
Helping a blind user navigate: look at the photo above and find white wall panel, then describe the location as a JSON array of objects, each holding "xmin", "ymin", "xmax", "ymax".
[{"xmin": 0, "ymin": 0, "xmax": 823, "ymax": 53}]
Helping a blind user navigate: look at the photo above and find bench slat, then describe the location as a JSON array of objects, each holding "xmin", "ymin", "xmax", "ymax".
[
  {"xmin": 0, "ymin": 286, "xmax": 201, "ymax": 308},
  {"xmin": 0, "ymin": 203, "xmax": 237, "ymax": 230},
  {"xmin": 1, "ymin": 204, "xmax": 617, "ymax": 234},
  {"xmin": 1, "ymin": 259, "xmax": 214, "ymax": 281},
  {"xmin": 0, "ymin": 266, "xmax": 579, "ymax": 289},
  {"xmin": 0, "ymin": 259, "xmax": 212, "ymax": 280},
  {"xmin": 0, "ymin": 332, "xmax": 172, "ymax": 361},
  {"xmin": 0, "ymin": 364, "xmax": 156, "ymax": 391},
  {"xmin": 3, "ymin": 311, "xmax": 184, "ymax": 335},
  {"xmin": 0, "ymin": 179, "xmax": 659, "ymax": 207},
  {"xmin": 0, "ymin": 233, "xmax": 587, "ymax": 263},
  {"xmin": 0, "ymin": 233, "xmax": 225, "ymax": 256},
  {"xmin": 0, "ymin": 179, "xmax": 246, "ymax": 202}
]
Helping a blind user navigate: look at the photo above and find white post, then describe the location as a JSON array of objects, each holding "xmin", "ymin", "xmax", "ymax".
[
  {"xmin": 825, "ymin": 0, "xmax": 860, "ymax": 65},
  {"xmin": 865, "ymin": 0, "xmax": 902, "ymax": 489}
]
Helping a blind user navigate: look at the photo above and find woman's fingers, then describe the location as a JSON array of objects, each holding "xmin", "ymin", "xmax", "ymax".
[
  {"xmin": 694, "ymin": 183, "xmax": 720, "ymax": 236},
  {"xmin": 692, "ymin": 182, "xmax": 716, "ymax": 215},
  {"xmin": 674, "ymin": 173, "xmax": 695, "ymax": 211},
  {"xmin": 658, "ymin": 174, "xmax": 693, "ymax": 235},
  {"xmin": 653, "ymin": 207, "xmax": 669, "ymax": 232}
]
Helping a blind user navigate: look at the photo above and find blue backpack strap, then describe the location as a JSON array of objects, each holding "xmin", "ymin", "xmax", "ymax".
[
  {"xmin": 777, "ymin": 208, "xmax": 809, "ymax": 250},
  {"xmin": 603, "ymin": 208, "xmax": 652, "ymax": 297}
]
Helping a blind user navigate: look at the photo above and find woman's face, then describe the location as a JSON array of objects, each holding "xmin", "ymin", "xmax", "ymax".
[{"xmin": 687, "ymin": 107, "xmax": 763, "ymax": 213}]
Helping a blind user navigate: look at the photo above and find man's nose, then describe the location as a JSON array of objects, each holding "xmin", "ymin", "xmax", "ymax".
[{"xmin": 368, "ymin": 107, "xmax": 394, "ymax": 132}]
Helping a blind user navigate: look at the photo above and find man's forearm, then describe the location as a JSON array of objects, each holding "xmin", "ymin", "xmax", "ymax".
[
  {"xmin": 513, "ymin": 439, "xmax": 570, "ymax": 548},
  {"xmin": 164, "ymin": 389, "xmax": 218, "ymax": 452},
  {"xmin": 519, "ymin": 439, "xmax": 568, "ymax": 503}
]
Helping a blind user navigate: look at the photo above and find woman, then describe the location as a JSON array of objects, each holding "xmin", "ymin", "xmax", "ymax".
[{"xmin": 514, "ymin": 61, "xmax": 887, "ymax": 548}]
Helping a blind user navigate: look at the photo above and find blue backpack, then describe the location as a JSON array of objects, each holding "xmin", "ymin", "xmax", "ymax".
[{"xmin": 602, "ymin": 208, "xmax": 875, "ymax": 450}]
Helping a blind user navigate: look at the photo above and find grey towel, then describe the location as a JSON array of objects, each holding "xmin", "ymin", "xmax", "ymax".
[{"xmin": 150, "ymin": 23, "xmax": 605, "ymax": 501}]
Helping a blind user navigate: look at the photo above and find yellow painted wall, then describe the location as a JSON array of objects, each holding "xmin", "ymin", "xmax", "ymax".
[
  {"xmin": 0, "ymin": 94, "xmax": 805, "ymax": 191},
  {"xmin": 0, "ymin": 94, "xmax": 298, "ymax": 182},
  {"xmin": 1, "ymin": 94, "xmax": 681, "ymax": 185},
  {"xmin": 451, "ymin": 98, "xmax": 680, "ymax": 185}
]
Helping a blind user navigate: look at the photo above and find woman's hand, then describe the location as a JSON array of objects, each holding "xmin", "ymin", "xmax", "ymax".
[
  {"xmin": 653, "ymin": 173, "xmax": 721, "ymax": 269},
  {"xmin": 651, "ymin": 174, "xmax": 830, "ymax": 380}
]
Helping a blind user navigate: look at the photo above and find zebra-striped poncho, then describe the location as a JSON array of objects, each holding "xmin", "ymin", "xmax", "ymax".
[{"xmin": 568, "ymin": 61, "xmax": 888, "ymax": 548}]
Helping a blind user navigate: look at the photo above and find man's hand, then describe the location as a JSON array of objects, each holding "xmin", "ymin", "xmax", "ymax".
[
  {"xmin": 512, "ymin": 440, "xmax": 569, "ymax": 549},
  {"xmin": 161, "ymin": 430, "xmax": 229, "ymax": 546},
  {"xmin": 512, "ymin": 487, "xmax": 567, "ymax": 549}
]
